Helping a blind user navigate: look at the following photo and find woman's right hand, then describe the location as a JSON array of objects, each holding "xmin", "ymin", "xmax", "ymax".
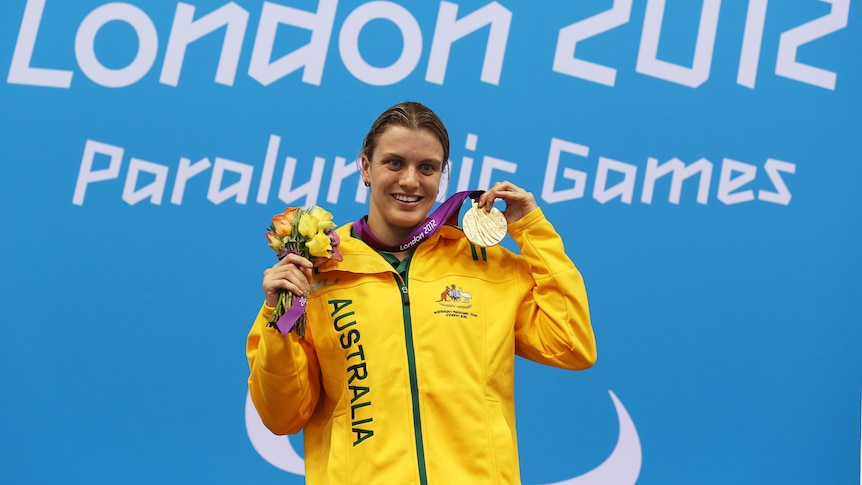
[{"xmin": 262, "ymin": 253, "xmax": 314, "ymax": 307}]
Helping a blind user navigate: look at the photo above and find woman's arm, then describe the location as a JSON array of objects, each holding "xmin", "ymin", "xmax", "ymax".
[
  {"xmin": 246, "ymin": 255, "xmax": 321, "ymax": 434},
  {"xmin": 247, "ymin": 304, "xmax": 321, "ymax": 434},
  {"xmin": 498, "ymin": 188, "xmax": 596, "ymax": 370}
]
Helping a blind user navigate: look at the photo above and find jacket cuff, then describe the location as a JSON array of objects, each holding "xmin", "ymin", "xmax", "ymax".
[{"xmin": 261, "ymin": 301, "xmax": 275, "ymax": 319}]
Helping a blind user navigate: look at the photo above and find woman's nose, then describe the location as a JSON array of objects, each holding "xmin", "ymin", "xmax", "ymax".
[{"xmin": 400, "ymin": 166, "xmax": 420, "ymax": 189}]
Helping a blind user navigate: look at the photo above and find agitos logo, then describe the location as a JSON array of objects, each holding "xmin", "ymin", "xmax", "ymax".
[{"xmin": 245, "ymin": 389, "xmax": 643, "ymax": 484}]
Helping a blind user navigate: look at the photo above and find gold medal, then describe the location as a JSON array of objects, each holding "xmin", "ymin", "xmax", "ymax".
[{"xmin": 462, "ymin": 201, "xmax": 507, "ymax": 247}]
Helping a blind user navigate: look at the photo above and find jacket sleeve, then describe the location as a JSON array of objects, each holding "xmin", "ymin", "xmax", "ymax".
[
  {"xmin": 508, "ymin": 208, "xmax": 597, "ymax": 370},
  {"xmin": 246, "ymin": 303, "xmax": 321, "ymax": 434}
]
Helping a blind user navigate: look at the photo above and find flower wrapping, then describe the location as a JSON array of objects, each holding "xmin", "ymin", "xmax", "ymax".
[{"xmin": 266, "ymin": 206, "xmax": 342, "ymax": 337}]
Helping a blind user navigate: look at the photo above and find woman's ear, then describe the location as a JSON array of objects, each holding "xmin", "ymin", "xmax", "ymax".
[{"xmin": 360, "ymin": 154, "xmax": 371, "ymax": 186}]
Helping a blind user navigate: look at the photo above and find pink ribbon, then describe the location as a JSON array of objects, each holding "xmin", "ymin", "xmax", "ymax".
[
  {"xmin": 353, "ymin": 190, "xmax": 483, "ymax": 251},
  {"xmin": 274, "ymin": 249, "xmax": 305, "ymax": 336}
]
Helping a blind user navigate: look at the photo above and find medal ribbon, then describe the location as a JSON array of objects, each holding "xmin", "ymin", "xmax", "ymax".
[
  {"xmin": 353, "ymin": 190, "xmax": 483, "ymax": 252},
  {"xmin": 274, "ymin": 249, "xmax": 309, "ymax": 336}
]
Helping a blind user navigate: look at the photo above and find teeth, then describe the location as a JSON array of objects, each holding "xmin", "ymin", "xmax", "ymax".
[{"xmin": 394, "ymin": 194, "xmax": 420, "ymax": 203}]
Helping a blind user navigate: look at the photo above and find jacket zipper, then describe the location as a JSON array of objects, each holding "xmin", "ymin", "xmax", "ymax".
[{"xmin": 395, "ymin": 272, "xmax": 428, "ymax": 485}]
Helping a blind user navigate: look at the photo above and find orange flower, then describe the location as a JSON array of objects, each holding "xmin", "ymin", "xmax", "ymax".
[
  {"xmin": 271, "ymin": 208, "xmax": 297, "ymax": 237},
  {"xmin": 266, "ymin": 231, "xmax": 282, "ymax": 252}
]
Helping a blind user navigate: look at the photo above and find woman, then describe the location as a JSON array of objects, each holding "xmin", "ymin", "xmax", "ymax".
[{"xmin": 247, "ymin": 101, "xmax": 596, "ymax": 484}]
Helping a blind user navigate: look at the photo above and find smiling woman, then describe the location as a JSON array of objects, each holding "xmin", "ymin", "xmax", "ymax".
[
  {"xmin": 360, "ymin": 108, "xmax": 448, "ymax": 254},
  {"xmin": 246, "ymin": 101, "xmax": 597, "ymax": 484}
]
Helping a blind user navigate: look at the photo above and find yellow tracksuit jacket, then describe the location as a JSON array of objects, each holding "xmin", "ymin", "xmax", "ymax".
[{"xmin": 247, "ymin": 208, "xmax": 596, "ymax": 484}]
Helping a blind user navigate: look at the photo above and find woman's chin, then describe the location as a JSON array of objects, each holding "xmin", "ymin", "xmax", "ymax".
[
  {"xmin": 396, "ymin": 218, "xmax": 425, "ymax": 231},
  {"xmin": 392, "ymin": 207, "xmax": 429, "ymax": 223}
]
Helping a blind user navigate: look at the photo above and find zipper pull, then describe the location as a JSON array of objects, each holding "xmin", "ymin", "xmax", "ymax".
[{"xmin": 401, "ymin": 285, "xmax": 410, "ymax": 305}]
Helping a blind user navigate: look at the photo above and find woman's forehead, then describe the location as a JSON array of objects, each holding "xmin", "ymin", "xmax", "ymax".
[{"xmin": 372, "ymin": 125, "xmax": 444, "ymax": 160}]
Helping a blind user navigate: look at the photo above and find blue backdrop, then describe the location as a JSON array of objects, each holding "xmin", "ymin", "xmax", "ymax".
[{"xmin": 1, "ymin": 1, "xmax": 860, "ymax": 483}]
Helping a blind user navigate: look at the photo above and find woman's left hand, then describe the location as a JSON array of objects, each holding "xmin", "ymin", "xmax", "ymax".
[{"xmin": 477, "ymin": 181, "xmax": 538, "ymax": 224}]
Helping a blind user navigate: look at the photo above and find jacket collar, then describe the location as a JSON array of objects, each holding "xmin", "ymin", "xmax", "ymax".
[{"xmin": 315, "ymin": 222, "xmax": 463, "ymax": 275}]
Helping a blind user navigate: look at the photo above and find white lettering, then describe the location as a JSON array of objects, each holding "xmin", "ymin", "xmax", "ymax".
[
  {"xmin": 8, "ymin": 0, "xmax": 73, "ymax": 88},
  {"xmin": 552, "ymin": 0, "xmax": 632, "ymax": 86},
  {"xmin": 75, "ymin": 3, "xmax": 159, "ymax": 87},
  {"xmin": 478, "ymin": 156, "xmax": 517, "ymax": 190},
  {"xmin": 70, "ymin": 135, "xmax": 795, "ymax": 208},
  {"xmin": 73, "ymin": 140, "xmax": 124, "ymax": 205},
  {"xmin": 171, "ymin": 157, "xmax": 211, "ymax": 205},
  {"xmin": 248, "ymin": 0, "xmax": 337, "ymax": 86},
  {"xmin": 207, "ymin": 157, "xmax": 253, "ymax": 204},
  {"xmin": 7, "ymin": 1, "xmax": 853, "ymax": 91},
  {"xmin": 355, "ymin": 177, "xmax": 369, "ymax": 204},
  {"xmin": 122, "ymin": 158, "xmax": 169, "ymax": 205},
  {"xmin": 426, "ymin": 1, "xmax": 511, "ymax": 85},
  {"xmin": 775, "ymin": 0, "xmax": 849, "ymax": 90},
  {"xmin": 736, "ymin": 0, "xmax": 768, "ymax": 88},
  {"xmin": 757, "ymin": 158, "xmax": 795, "ymax": 205},
  {"xmin": 339, "ymin": 2, "xmax": 422, "ymax": 86},
  {"xmin": 593, "ymin": 157, "xmax": 637, "ymax": 204},
  {"xmin": 278, "ymin": 156, "xmax": 326, "ymax": 206},
  {"xmin": 717, "ymin": 158, "xmax": 756, "ymax": 205},
  {"xmin": 542, "ymin": 138, "xmax": 589, "ymax": 203},
  {"xmin": 160, "ymin": 2, "xmax": 248, "ymax": 87},
  {"xmin": 635, "ymin": 0, "xmax": 721, "ymax": 88},
  {"xmin": 326, "ymin": 156, "xmax": 359, "ymax": 204},
  {"xmin": 641, "ymin": 157, "xmax": 713, "ymax": 205},
  {"xmin": 436, "ymin": 171, "xmax": 449, "ymax": 202},
  {"xmin": 255, "ymin": 135, "xmax": 281, "ymax": 204}
]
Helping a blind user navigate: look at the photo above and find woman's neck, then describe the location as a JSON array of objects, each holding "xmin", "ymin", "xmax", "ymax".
[{"xmin": 366, "ymin": 217, "xmax": 415, "ymax": 248}]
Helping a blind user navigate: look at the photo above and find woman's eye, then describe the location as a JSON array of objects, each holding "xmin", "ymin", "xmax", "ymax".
[
  {"xmin": 420, "ymin": 163, "xmax": 437, "ymax": 173},
  {"xmin": 386, "ymin": 159, "xmax": 402, "ymax": 168}
]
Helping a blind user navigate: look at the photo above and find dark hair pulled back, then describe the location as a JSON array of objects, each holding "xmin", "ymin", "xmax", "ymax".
[{"xmin": 361, "ymin": 101, "xmax": 450, "ymax": 165}]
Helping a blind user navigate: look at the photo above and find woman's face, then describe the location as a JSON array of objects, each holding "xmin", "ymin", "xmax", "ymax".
[{"xmin": 362, "ymin": 125, "xmax": 445, "ymax": 244}]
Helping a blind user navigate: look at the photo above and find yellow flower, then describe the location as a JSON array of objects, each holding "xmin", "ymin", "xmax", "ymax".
[
  {"xmin": 298, "ymin": 212, "xmax": 320, "ymax": 239},
  {"xmin": 272, "ymin": 208, "xmax": 297, "ymax": 237},
  {"xmin": 310, "ymin": 206, "xmax": 336, "ymax": 232},
  {"xmin": 305, "ymin": 231, "xmax": 332, "ymax": 258},
  {"xmin": 266, "ymin": 231, "xmax": 282, "ymax": 252}
]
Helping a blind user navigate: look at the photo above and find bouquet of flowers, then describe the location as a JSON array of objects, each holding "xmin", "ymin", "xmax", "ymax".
[{"xmin": 266, "ymin": 206, "xmax": 342, "ymax": 337}]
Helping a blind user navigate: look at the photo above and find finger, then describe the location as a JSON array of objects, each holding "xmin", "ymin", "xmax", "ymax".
[
  {"xmin": 480, "ymin": 181, "xmax": 523, "ymax": 210},
  {"xmin": 484, "ymin": 182, "xmax": 538, "ymax": 221},
  {"xmin": 264, "ymin": 277, "xmax": 308, "ymax": 307},
  {"xmin": 265, "ymin": 262, "xmax": 303, "ymax": 280},
  {"xmin": 491, "ymin": 181, "xmax": 522, "ymax": 196},
  {"xmin": 285, "ymin": 265, "xmax": 312, "ymax": 293},
  {"xmin": 478, "ymin": 181, "xmax": 506, "ymax": 209},
  {"xmin": 276, "ymin": 252, "xmax": 314, "ymax": 268},
  {"xmin": 264, "ymin": 263, "xmax": 312, "ymax": 294},
  {"xmin": 493, "ymin": 182, "xmax": 532, "ymax": 201},
  {"xmin": 300, "ymin": 264, "xmax": 313, "ymax": 281}
]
